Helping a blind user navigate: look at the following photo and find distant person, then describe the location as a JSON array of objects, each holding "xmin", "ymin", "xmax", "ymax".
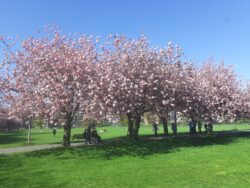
[
  {"xmin": 84, "ymin": 126, "xmax": 92, "ymax": 144},
  {"xmin": 207, "ymin": 122, "xmax": 213, "ymax": 136},
  {"xmin": 192, "ymin": 120, "xmax": 197, "ymax": 134},
  {"xmin": 204, "ymin": 123, "xmax": 208, "ymax": 133},
  {"xmin": 91, "ymin": 129, "xmax": 102, "ymax": 144},
  {"xmin": 198, "ymin": 121, "xmax": 202, "ymax": 134},
  {"xmin": 171, "ymin": 123, "xmax": 177, "ymax": 137},
  {"xmin": 152, "ymin": 122, "xmax": 158, "ymax": 136},
  {"xmin": 188, "ymin": 121, "xmax": 193, "ymax": 134},
  {"xmin": 52, "ymin": 128, "xmax": 56, "ymax": 137}
]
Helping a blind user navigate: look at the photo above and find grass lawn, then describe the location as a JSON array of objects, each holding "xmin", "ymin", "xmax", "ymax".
[
  {"xmin": 1, "ymin": 123, "xmax": 250, "ymax": 148},
  {"xmin": 0, "ymin": 134, "xmax": 250, "ymax": 188}
]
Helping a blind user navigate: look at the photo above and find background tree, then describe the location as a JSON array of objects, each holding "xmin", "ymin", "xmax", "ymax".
[{"xmin": 196, "ymin": 61, "xmax": 240, "ymax": 122}]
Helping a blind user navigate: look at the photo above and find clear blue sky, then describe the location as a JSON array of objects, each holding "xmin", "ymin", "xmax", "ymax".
[{"xmin": 1, "ymin": 0, "xmax": 250, "ymax": 80}]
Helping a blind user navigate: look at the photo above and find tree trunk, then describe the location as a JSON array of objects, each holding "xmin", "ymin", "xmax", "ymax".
[
  {"xmin": 127, "ymin": 113, "xmax": 134, "ymax": 138},
  {"xmin": 174, "ymin": 112, "xmax": 177, "ymax": 126},
  {"xmin": 27, "ymin": 120, "xmax": 31, "ymax": 144},
  {"xmin": 63, "ymin": 113, "xmax": 73, "ymax": 147},
  {"xmin": 132, "ymin": 113, "xmax": 141, "ymax": 140},
  {"xmin": 127, "ymin": 113, "xmax": 141, "ymax": 140},
  {"xmin": 161, "ymin": 116, "xmax": 168, "ymax": 136},
  {"xmin": 174, "ymin": 112, "xmax": 178, "ymax": 135}
]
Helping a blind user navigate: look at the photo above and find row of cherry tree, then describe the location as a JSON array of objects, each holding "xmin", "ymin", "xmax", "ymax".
[{"xmin": 1, "ymin": 30, "xmax": 250, "ymax": 146}]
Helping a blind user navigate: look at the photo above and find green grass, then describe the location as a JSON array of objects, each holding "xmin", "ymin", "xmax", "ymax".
[
  {"xmin": 1, "ymin": 134, "xmax": 250, "ymax": 188},
  {"xmin": 1, "ymin": 123, "xmax": 250, "ymax": 148}
]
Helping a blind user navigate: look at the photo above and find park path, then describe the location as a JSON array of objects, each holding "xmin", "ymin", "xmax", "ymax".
[{"xmin": 0, "ymin": 143, "xmax": 84, "ymax": 155}]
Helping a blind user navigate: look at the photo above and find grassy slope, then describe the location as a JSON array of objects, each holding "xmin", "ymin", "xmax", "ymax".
[
  {"xmin": 0, "ymin": 135, "xmax": 250, "ymax": 188},
  {"xmin": 1, "ymin": 123, "xmax": 250, "ymax": 148}
]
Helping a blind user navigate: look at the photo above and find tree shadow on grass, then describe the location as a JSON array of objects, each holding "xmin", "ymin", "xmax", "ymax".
[
  {"xmin": 0, "ymin": 130, "xmax": 61, "ymax": 147},
  {"xmin": 24, "ymin": 132, "xmax": 250, "ymax": 160},
  {"xmin": 0, "ymin": 133, "xmax": 27, "ymax": 145}
]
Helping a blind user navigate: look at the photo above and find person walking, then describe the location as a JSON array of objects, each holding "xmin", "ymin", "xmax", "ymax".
[
  {"xmin": 198, "ymin": 121, "xmax": 202, "ymax": 134},
  {"xmin": 188, "ymin": 121, "xmax": 193, "ymax": 134},
  {"xmin": 193, "ymin": 120, "xmax": 197, "ymax": 134},
  {"xmin": 52, "ymin": 127, "xmax": 56, "ymax": 136},
  {"xmin": 207, "ymin": 121, "xmax": 213, "ymax": 136},
  {"xmin": 152, "ymin": 122, "xmax": 158, "ymax": 136},
  {"xmin": 171, "ymin": 122, "xmax": 177, "ymax": 137}
]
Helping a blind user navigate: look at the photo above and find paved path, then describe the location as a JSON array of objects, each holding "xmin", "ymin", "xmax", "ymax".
[{"xmin": 0, "ymin": 143, "xmax": 84, "ymax": 155}]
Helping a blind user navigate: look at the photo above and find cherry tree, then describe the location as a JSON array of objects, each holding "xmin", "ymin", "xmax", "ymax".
[
  {"xmin": 184, "ymin": 61, "xmax": 241, "ymax": 123},
  {"xmin": 228, "ymin": 81, "xmax": 250, "ymax": 122},
  {"xmin": 150, "ymin": 42, "xmax": 184, "ymax": 135},
  {"xmin": 88, "ymin": 35, "xmax": 164, "ymax": 139},
  {"xmin": 244, "ymin": 84, "xmax": 250, "ymax": 118},
  {"xmin": 0, "ymin": 30, "xmax": 97, "ymax": 147}
]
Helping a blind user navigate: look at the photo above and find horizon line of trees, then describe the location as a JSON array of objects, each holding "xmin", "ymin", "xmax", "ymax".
[{"xmin": 1, "ymin": 27, "xmax": 250, "ymax": 146}]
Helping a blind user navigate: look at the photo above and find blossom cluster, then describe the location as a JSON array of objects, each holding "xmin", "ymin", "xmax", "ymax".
[{"xmin": 0, "ymin": 30, "xmax": 248, "ymax": 125}]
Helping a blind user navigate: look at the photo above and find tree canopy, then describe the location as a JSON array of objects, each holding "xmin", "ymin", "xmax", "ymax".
[{"xmin": 1, "ymin": 28, "xmax": 249, "ymax": 145}]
